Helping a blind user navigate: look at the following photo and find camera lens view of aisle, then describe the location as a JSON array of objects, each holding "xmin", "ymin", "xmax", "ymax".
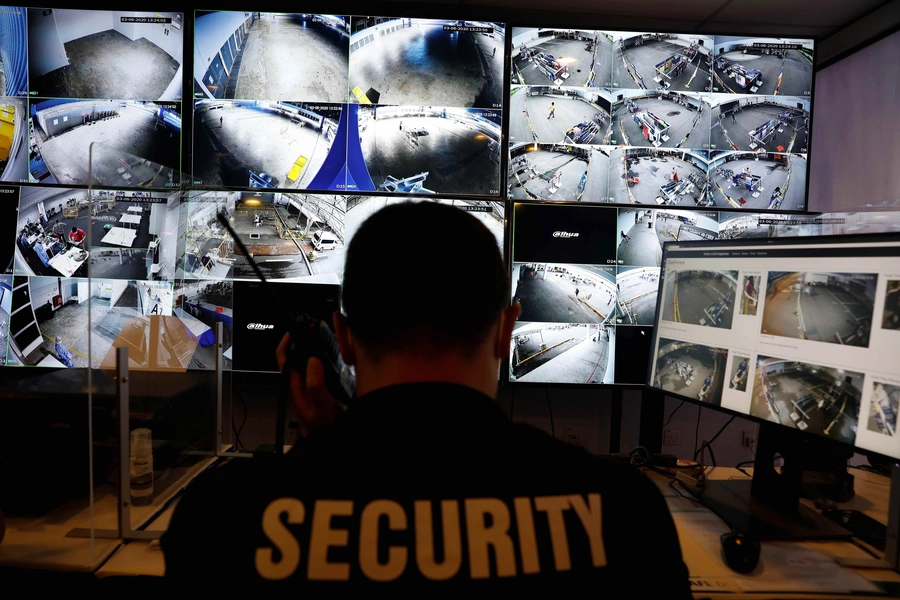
[
  {"xmin": 708, "ymin": 155, "xmax": 807, "ymax": 211},
  {"xmin": 610, "ymin": 150, "xmax": 708, "ymax": 206},
  {"xmin": 349, "ymin": 21, "xmax": 503, "ymax": 108},
  {"xmin": 760, "ymin": 272, "xmax": 875, "ymax": 347},
  {"xmin": 513, "ymin": 33, "xmax": 612, "ymax": 87},
  {"xmin": 710, "ymin": 101, "xmax": 809, "ymax": 153},
  {"xmin": 616, "ymin": 267, "xmax": 660, "ymax": 325},
  {"xmin": 192, "ymin": 104, "xmax": 334, "ymax": 189},
  {"xmin": 612, "ymin": 37, "xmax": 712, "ymax": 93},
  {"xmin": 654, "ymin": 339, "xmax": 727, "ymax": 404},
  {"xmin": 31, "ymin": 102, "xmax": 179, "ymax": 187},
  {"xmin": 612, "ymin": 95, "xmax": 708, "ymax": 149},
  {"xmin": 750, "ymin": 357, "xmax": 862, "ymax": 444},
  {"xmin": 617, "ymin": 212, "xmax": 663, "ymax": 266},
  {"xmin": 508, "ymin": 148, "xmax": 587, "ymax": 200},
  {"xmin": 713, "ymin": 46, "xmax": 813, "ymax": 96},
  {"xmin": 511, "ymin": 323, "xmax": 612, "ymax": 384},
  {"xmin": 513, "ymin": 263, "xmax": 616, "ymax": 323},
  {"xmin": 231, "ymin": 14, "xmax": 348, "ymax": 101},
  {"xmin": 662, "ymin": 270, "xmax": 737, "ymax": 329},
  {"xmin": 509, "ymin": 92, "xmax": 607, "ymax": 145},
  {"xmin": 359, "ymin": 111, "xmax": 500, "ymax": 195}
]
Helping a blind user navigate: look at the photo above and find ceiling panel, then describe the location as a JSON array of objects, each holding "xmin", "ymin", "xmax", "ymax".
[
  {"xmin": 710, "ymin": 0, "xmax": 888, "ymax": 28},
  {"xmin": 379, "ymin": 0, "xmax": 893, "ymax": 39}
]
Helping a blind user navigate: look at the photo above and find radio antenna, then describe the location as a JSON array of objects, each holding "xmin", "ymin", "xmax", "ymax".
[{"xmin": 215, "ymin": 209, "xmax": 298, "ymax": 322}]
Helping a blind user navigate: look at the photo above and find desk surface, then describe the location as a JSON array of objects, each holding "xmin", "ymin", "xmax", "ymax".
[
  {"xmin": 119, "ymin": 214, "xmax": 141, "ymax": 225},
  {"xmin": 0, "ymin": 455, "xmax": 219, "ymax": 573},
  {"xmin": 48, "ymin": 247, "xmax": 87, "ymax": 277},
  {"xmin": 102, "ymin": 227, "xmax": 137, "ymax": 247},
  {"xmin": 653, "ymin": 467, "xmax": 899, "ymax": 597}
]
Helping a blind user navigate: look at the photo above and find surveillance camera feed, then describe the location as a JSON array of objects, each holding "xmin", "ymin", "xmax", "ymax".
[
  {"xmin": 192, "ymin": 12, "xmax": 505, "ymax": 196},
  {"xmin": 511, "ymin": 202, "xmax": 664, "ymax": 386},
  {"xmin": 508, "ymin": 28, "xmax": 813, "ymax": 211},
  {"xmin": 20, "ymin": 8, "xmax": 185, "ymax": 188},
  {"xmin": 649, "ymin": 236, "xmax": 900, "ymax": 460}
]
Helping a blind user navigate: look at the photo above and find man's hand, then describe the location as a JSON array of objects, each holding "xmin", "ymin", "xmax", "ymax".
[{"xmin": 276, "ymin": 333, "xmax": 340, "ymax": 435}]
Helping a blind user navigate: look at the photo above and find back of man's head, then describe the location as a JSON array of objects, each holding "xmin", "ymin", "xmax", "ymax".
[{"xmin": 342, "ymin": 202, "xmax": 507, "ymax": 358}]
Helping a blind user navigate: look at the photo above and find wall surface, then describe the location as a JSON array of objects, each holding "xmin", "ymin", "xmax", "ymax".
[
  {"xmin": 809, "ymin": 29, "xmax": 900, "ymax": 211},
  {"xmin": 27, "ymin": 8, "xmax": 68, "ymax": 77}
]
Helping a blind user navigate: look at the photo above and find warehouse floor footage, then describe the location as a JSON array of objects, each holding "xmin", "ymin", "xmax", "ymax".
[{"xmin": 512, "ymin": 323, "xmax": 612, "ymax": 384}]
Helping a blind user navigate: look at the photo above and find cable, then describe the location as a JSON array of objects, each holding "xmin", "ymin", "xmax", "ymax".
[
  {"xmin": 545, "ymin": 387, "xmax": 555, "ymax": 438},
  {"xmin": 662, "ymin": 399, "xmax": 685, "ymax": 429},
  {"xmin": 694, "ymin": 414, "xmax": 736, "ymax": 467}
]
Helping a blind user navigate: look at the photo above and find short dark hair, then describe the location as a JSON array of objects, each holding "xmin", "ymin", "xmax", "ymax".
[
  {"xmin": 71, "ymin": 227, "xmax": 77, "ymax": 232},
  {"xmin": 342, "ymin": 202, "xmax": 507, "ymax": 355}
]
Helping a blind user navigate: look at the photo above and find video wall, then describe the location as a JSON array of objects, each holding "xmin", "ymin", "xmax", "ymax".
[
  {"xmin": 0, "ymin": 6, "xmax": 829, "ymax": 380},
  {"xmin": 508, "ymin": 29, "xmax": 813, "ymax": 211}
]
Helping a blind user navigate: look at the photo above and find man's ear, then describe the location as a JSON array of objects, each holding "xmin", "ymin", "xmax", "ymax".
[
  {"xmin": 332, "ymin": 311, "xmax": 356, "ymax": 366},
  {"xmin": 494, "ymin": 303, "xmax": 522, "ymax": 360}
]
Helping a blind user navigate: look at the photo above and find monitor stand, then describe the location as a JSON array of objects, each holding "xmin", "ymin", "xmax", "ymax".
[{"xmin": 682, "ymin": 422, "xmax": 854, "ymax": 540}]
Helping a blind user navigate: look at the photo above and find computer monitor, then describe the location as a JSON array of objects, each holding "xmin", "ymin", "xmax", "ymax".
[{"xmin": 647, "ymin": 233, "xmax": 900, "ymax": 537}]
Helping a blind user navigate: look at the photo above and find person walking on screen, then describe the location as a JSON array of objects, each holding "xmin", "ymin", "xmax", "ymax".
[
  {"xmin": 548, "ymin": 102, "xmax": 555, "ymax": 119},
  {"xmin": 55, "ymin": 337, "xmax": 75, "ymax": 368},
  {"xmin": 219, "ymin": 116, "xmax": 223, "ymax": 127},
  {"xmin": 621, "ymin": 230, "xmax": 631, "ymax": 242}
]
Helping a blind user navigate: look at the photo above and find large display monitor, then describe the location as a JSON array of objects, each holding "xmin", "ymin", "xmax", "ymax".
[
  {"xmin": 647, "ymin": 233, "xmax": 900, "ymax": 536},
  {"xmin": 508, "ymin": 28, "xmax": 814, "ymax": 211},
  {"xmin": 192, "ymin": 12, "xmax": 504, "ymax": 196},
  {"xmin": 509, "ymin": 201, "xmax": 681, "ymax": 386}
]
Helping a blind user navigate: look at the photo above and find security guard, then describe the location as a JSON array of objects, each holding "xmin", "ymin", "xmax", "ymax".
[{"xmin": 162, "ymin": 203, "xmax": 690, "ymax": 596}]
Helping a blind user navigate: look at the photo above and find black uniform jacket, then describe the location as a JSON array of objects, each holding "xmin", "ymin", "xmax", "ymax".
[{"xmin": 162, "ymin": 383, "xmax": 691, "ymax": 597}]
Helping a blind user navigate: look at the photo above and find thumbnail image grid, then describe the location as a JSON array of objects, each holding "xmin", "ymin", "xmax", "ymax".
[
  {"xmin": 507, "ymin": 28, "xmax": 813, "ymax": 212},
  {"xmin": 760, "ymin": 272, "xmax": 876, "ymax": 347},
  {"xmin": 653, "ymin": 338, "xmax": 728, "ymax": 405},
  {"xmin": 25, "ymin": 9, "xmax": 184, "ymax": 188},
  {"xmin": 750, "ymin": 355, "xmax": 861, "ymax": 445},
  {"xmin": 192, "ymin": 12, "xmax": 505, "ymax": 197}
]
